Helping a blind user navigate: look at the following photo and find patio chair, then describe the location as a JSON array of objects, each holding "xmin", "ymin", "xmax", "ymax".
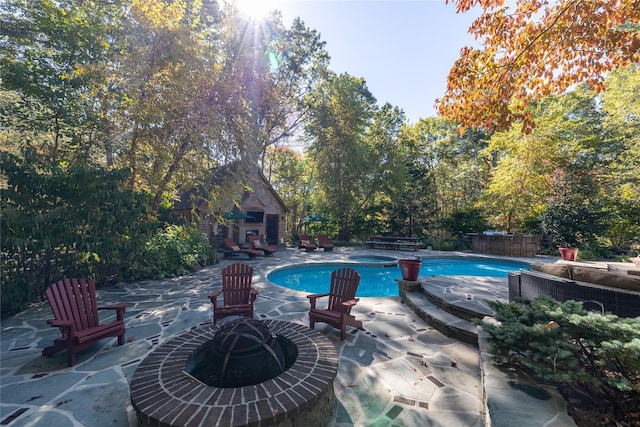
[
  {"xmin": 248, "ymin": 235, "xmax": 278, "ymax": 256},
  {"xmin": 317, "ymin": 234, "xmax": 334, "ymax": 251},
  {"xmin": 209, "ymin": 263, "xmax": 259, "ymax": 324},
  {"xmin": 298, "ymin": 234, "xmax": 318, "ymax": 252},
  {"xmin": 307, "ymin": 267, "xmax": 363, "ymax": 340},
  {"xmin": 42, "ymin": 278, "xmax": 127, "ymax": 366},
  {"xmin": 222, "ymin": 238, "xmax": 263, "ymax": 259}
]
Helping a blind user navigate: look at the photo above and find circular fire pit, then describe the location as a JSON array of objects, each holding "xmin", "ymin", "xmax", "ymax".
[
  {"xmin": 130, "ymin": 320, "xmax": 338, "ymax": 427},
  {"xmin": 184, "ymin": 319, "xmax": 297, "ymax": 388}
]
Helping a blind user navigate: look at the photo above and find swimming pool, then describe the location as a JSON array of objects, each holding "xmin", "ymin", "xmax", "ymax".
[
  {"xmin": 347, "ymin": 255, "xmax": 397, "ymax": 265},
  {"xmin": 268, "ymin": 257, "xmax": 529, "ymax": 297}
]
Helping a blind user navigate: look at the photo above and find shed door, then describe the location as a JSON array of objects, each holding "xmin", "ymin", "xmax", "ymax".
[{"xmin": 265, "ymin": 214, "xmax": 279, "ymax": 245}]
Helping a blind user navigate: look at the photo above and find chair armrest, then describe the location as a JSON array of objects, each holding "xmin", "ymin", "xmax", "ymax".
[
  {"xmin": 208, "ymin": 290, "xmax": 222, "ymax": 307},
  {"xmin": 307, "ymin": 293, "xmax": 330, "ymax": 309},
  {"xmin": 250, "ymin": 288, "xmax": 259, "ymax": 302},
  {"xmin": 307, "ymin": 293, "xmax": 330, "ymax": 300},
  {"xmin": 47, "ymin": 319, "xmax": 76, "ymax": 339},
  {"xmin": 341, "ymin": 299, "xmax": 359, "ymax": 308},
  {"xmin": 98, "ymin": 304, "xmax": 127, "ymax": 321}
]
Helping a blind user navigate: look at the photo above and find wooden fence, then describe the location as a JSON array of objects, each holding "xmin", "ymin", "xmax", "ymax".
[{"xmin": 468, "ymin": 233, "xmax": 541, "ymax": 258}]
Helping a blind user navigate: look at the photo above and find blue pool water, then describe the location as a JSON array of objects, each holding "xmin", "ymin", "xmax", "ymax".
[
  {"xmin": 268, "ymin": 258, "xmax": 529, "ymax": 297},
  {"xmin": 348, "ymin": 255, "xmax": 397, "ymax": 264}
]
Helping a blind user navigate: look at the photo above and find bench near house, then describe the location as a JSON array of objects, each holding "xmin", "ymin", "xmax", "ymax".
[{"xmin": 365, "ymin": 236, "xmax": 421, "ymax": 251}]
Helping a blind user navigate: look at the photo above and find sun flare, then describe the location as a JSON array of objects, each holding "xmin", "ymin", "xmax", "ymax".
[{"xmin": 233, "ymin": 0, "xmax": 279, "ymax": 20}]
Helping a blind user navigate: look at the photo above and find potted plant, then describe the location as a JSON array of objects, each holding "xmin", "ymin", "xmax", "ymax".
[
  {"xmin": 558, "ymin": 246, "xmax": 579, "ymax": 261},
  {"xmin": 398, "ymin": 258, "xmax": 422, "ymax": 281}
]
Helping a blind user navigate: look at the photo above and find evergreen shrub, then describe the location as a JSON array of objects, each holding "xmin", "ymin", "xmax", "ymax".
[{"xmin": 479, "ymin": 297, "xmax": 640, "ymax": 413}]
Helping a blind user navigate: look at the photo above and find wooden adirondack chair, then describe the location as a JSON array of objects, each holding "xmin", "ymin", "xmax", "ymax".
[
  {"xmin": 307, "ymin": 267, "xmax": 363, "ymax": 340},
  {"xmin": 42, "ymin": 278, "xmax": 127, "ymax": 367},
  {"xmin": 209, "ymin": 263, "xmax": 259, "ymax": 324}
]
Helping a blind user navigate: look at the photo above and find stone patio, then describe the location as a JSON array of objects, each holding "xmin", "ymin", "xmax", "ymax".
[{"xmin": 0, "ymin": 246, "xmax": 576, "ymax": 426}]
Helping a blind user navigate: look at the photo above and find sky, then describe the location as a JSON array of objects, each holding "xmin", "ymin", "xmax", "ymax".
[{"xmin": 273, "ymin": 1, "xmax": 482, "ymax": 124}]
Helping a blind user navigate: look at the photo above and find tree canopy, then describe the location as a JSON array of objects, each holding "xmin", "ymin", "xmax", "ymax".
[
  {"xmin": 439, "ymin": 0, "xmax": 640, "ymax": 133},
  {"xmin": 0, "ymin": 0, "xmax": 330, "ymax": 215},
  {"xmin": 2, "ymin": 0, "xmax": 639, "ymax": 304}
]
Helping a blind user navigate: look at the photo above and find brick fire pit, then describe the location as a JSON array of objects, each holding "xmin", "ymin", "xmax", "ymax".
[{"xmin": 130, "ymin": 320, "xmax": 338, "ymax": 427}]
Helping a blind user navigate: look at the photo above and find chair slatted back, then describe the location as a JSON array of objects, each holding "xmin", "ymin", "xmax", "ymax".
[
  {"xmin": 221, "ymin": 263, "xmax": 254, "ymax": 306},
  {"xmin": 327, "ymin": 268, "xmax": 361, "ymax": 313},
  {"xmin": 318, "ymin": 234, "xmax": 331, "ymax": 245},
  {"xmin": 45, "ymin": 279, "xmax": 100, "ymax": 332}
]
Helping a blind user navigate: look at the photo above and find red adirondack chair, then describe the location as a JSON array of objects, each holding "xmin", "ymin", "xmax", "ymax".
[
  {"xmin": 307, "ymin": 267, "xmax": 363, "ymax": 340},
  {"xmin": 42, "ymin": 278, "xmax": 127, "ymax": 367},
  {"xmin": 209, "ymin": 263, "xmax": 259, "ymax": 324}
]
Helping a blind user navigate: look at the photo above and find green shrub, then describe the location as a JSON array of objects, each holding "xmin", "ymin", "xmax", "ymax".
[
  {"xmin": 1, "ymin": 152, "xmax": 157, "ymax": 316},
  {"xmin": 574, "ymin": 243, "xmax": 612, "ymax": 260},
  {"xmin": 425, "ymin": 236, "xmax": 469, "ymax": 251},
  {"xmin": 428, "ymin": 239, "xmax": 456, "ymax": 251},
  {"xmin": 479, "ymin": 297, "xmax": 640, "ymax": 411},
  {"xmin": 1, "ymin": 152, "xmax": 216, "ymax": 317},
  {"xmin": 540, "ymin": 170, "xmax": 608, "ymax": 248},
  {"xmin": 440, "ymin": 207, "xmax": 489, "ymax": 234},
  {"xmin": 136, "ymin": 225, "xmax": 216, "ymax": 279}
]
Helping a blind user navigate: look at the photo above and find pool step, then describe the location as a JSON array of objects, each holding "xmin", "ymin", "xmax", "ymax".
[
  {"xmin": 401, "ymin": 275, "xmax": 509, "ymax": 347},
  {"xmin": 399, "ymin": 272, "xmax": 577, "ymax": 427},
  {"xmin": 404, "ymin": 291, "xmax": 479, "ymax": 346}
]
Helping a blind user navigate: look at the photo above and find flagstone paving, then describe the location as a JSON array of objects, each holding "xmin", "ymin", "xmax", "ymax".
[{"xmin": 0, "ymin": 247, "xmax": 572, "ymax": 426}]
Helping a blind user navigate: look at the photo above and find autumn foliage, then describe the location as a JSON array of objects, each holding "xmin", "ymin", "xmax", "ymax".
[{"xmin": 438, "ymin": 0, "xmax": 640, "ymax": 133}]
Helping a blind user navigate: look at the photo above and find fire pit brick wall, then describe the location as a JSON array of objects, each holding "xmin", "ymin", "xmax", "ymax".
[{"xmin": 130, "ymin": 320, "xmax": 338, "ymax": 427}]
